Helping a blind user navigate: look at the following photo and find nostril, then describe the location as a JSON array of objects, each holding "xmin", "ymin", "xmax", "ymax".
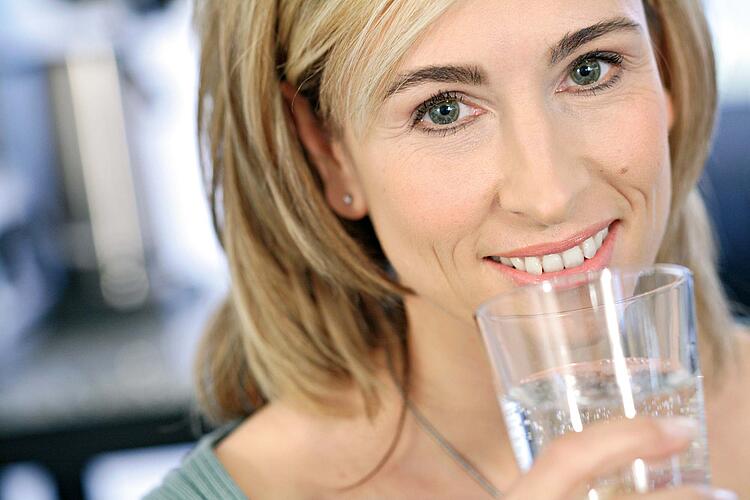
[{"xmin": 498, "ymin": 168, "xmax": 589, "ymax": 226}]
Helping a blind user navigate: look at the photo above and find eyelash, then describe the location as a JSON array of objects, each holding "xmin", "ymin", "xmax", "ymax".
[
  {"xmin": 411, "ymin": 90, "xmax": 472, "ymax": 137},
  {"xmin": 565, "ymin": 50, "xmax": 624, "ymax": 96},
  {"xmin": 410, "ymin": 49, "xmax": 626, "ymax": 136}
]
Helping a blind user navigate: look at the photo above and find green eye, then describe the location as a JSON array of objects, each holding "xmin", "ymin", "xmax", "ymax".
[
  {"xmin": 428, "ymin": 100, "xmax": 460, "ymax": 125},
  {"xmin": 571, "ymin": 59, "xmax": 602, "ymax": 86}
]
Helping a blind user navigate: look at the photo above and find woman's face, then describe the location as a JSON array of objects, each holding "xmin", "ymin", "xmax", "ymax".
[{"xmin": 336, "ymin": 0, "xmax": 672, "ymax": 321}]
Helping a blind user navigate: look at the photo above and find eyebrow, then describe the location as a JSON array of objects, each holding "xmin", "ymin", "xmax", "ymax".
[
  {"xmin": 385, "ymin": 64, "xmax": 483, "ymax": 99},
  {"xmin": 549, "ymin": 16, "xmax": 642, "ymax": 65},
  {"xmin": 383, "ymin": 16, "xmax": 641, "ymax": 100}
]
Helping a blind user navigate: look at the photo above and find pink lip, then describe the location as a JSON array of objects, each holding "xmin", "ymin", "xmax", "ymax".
[
  {"xmin": 490, "ymin": 219, "xmax": 615, "ymax": 258},
  {"xmin": 484, "ymin": 220, "xmax": 619, "ymax": 285}
]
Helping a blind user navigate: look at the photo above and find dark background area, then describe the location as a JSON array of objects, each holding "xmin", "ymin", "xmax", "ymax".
[{"xmin": 1, "ymin": 0, "xmax": 227, "ymax": 499}]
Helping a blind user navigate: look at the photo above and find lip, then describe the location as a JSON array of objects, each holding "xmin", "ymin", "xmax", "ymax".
[
  {"xmin": 484, "ymin": 220, "xmax": 620, "ymax": 285},
  {"xmin": 488, "ymin": 219, "xmax": 615, "ymax": 258}
]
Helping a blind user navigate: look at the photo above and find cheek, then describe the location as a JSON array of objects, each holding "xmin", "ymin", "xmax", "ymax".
[
  {"xmin": 616, "ymin": 95, "xmax": 671, "ymax": 230},
  {"xmin": 574, "ymin": 89, "xmax": 672, "ymax": 261},
  {"xmin": 573, "ymin": 88, "xmax": 668, "ymax": 176},
  {"xmin": 356, "ymin": 141, "xmax": 492, "ymax": 279}
]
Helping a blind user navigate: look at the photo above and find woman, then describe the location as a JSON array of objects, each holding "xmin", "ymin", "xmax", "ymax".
[{"xmin": 147, "ymin": 0, "xmax": 750, "ymax": 498}]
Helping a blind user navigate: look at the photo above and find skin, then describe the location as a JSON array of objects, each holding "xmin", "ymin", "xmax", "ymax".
[{"xmin": 216, "ymin": 0, "xmax": 750, "ymax": 497}]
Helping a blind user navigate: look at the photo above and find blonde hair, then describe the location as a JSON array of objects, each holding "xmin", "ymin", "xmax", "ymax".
[{"xmin": 193, "ymin": 0, "xmax": 737, "ymax": 426}]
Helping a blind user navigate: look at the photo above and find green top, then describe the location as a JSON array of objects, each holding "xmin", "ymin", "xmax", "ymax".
[{"xmin": 143, "ymin": 419, "xmax": 248, "ymax": 499}]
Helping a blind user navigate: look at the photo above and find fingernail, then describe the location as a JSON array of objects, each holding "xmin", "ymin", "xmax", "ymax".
[
  {"xmin": 710, "ymin": 489, "xmax": 738, "ymax": 500},
  {"xmin": 657, "ymin": 417, "xmax": 699, "ymax": 440}
]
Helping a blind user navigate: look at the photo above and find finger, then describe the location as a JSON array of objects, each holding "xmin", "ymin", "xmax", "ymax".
[
  {"xmin": 508, "ymin": 416, "xmax": 699, "ymax": 499},
  {"xmin": 613, "ymin": 485, "xmax": 738, "ymax": 499}
]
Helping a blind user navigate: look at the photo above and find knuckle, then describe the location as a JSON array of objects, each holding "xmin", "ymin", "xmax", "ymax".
[
  {"xmin": 638, "ymin": 417, "xmax": 670, "ymax": 444},
  {"xmin": 654, "ymin": 486, "xmax": 714, "ymax": 499},
  {"xmin": 675, "ymin": 491, "xmax": 703, "ymax": 500},
  {"xmin": 683, "ymin": 488, "xmax": 713, "ymax": 500},
  {"xmin": 535, "ymin": 436, "xmax": 592, "ymax": 479},
  {"xmin": 613, "ymin": 486, "xmax": 713, "ymax": 500},
  {"xmin": 540, "ymin": 436, "xmax": 577, "ymax": 464},
  {"xmin": 545, "ymin": 433, "xmax": 581, "ymax": 463}
]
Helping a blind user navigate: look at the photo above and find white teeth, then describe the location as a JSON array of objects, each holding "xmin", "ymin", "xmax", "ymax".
[
  {"xmin": 489, "ymin": 224, "xmax": 612, "ymax": 275},
  {"xmin": 525, "ymin": 256, "xmax": 543, "ymax": 275},
  {"xmin": 581, "ymin": 237, "xmax": 597, "ymax": 259},
  {"xmin": 542, "ymin": 253, "xmax": 564, "ymax": 273},
  {"xmin": 595, "ymin": 227, "xmax": 608, "ymax": 247},
  {"xmin": 561, "ymin": 245, "xmax": 585, "ymax": 269}
]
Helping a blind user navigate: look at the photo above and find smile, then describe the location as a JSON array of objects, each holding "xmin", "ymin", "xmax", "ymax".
[{"xmin": 484, "ymin": 220, "xmax": 619, "ymax": 283}]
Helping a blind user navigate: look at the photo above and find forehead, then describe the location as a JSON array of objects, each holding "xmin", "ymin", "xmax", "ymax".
[{"xmin": 395, "ymin": 0, "xmax": 646, "ymax": 73}]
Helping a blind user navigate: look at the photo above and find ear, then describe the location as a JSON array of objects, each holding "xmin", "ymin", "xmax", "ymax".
[{"xmin": 280, "ymin": 82, "xmax": 368, "ymax": 220}]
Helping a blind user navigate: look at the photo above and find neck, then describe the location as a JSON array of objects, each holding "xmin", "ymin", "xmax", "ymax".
[{"xmin": 401, "ymin": 295, "xmax": 519, "ymax": 479}]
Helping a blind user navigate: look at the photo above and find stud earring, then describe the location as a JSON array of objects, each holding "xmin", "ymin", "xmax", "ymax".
[{"xmin": 343, "ymin": 193, "xmax": 353, "ymax": 206}]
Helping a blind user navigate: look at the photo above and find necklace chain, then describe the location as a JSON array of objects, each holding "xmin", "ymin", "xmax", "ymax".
[
  {"xmin": 405, "ymin": 398, "xmax": 503, "ymax": 498},
  {"xmin": 385, "ymin": 348, "xmax": 503, "ymax": 497}
]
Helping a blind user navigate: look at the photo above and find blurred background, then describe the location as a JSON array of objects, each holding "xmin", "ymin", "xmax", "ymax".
[{"xmin": 0, "ymin": 0, "xmax": 747, "ymax": 499}]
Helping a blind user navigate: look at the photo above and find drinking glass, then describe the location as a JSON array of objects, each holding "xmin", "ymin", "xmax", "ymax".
[{"xmin": 475, "ymin": 264, "xmax": 709, "ymax": 498}]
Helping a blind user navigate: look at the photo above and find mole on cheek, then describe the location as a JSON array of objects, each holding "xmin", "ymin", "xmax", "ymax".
[{"xmin": 619, "ymin": 167, "xmax": 629, "ymax": 175}]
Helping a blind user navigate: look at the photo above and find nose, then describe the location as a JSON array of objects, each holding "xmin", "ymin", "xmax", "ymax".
[{"xmin": 496, "ymin": 105, "xmax": 590, "ymax": 226}]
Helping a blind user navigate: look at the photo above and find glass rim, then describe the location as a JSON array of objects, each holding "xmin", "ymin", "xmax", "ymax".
[{"xmin": 474, "ymin": 263, "xmax": 692, "ymax": 322}]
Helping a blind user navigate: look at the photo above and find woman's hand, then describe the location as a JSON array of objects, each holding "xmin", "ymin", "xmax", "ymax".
[{"xmin": 502, "ymin": 416, "xmax": 736, "ymax": 500}]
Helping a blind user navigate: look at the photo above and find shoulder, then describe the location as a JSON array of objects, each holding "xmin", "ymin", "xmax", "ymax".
[
  {"xmin": 213, "ymin": 397, "xmax": 403, "ymax": 498},
  {"xmin": 706, "ymin": 322, "xmax": 750, "ymax": 411},
  {"xmin": 212, "ymin": 403, "xmax": 319, "ymax": 498},
  {"xmin": 143, "ymin": 420, "xmax": 248, "ymax": 500},
  {"xmin": 705, "ymin": 323, "xmax": 750, "ymax": 497}
]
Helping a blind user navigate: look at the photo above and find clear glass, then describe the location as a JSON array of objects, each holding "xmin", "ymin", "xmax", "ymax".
[{"xmin": 475, "ymin": 264, "xmax": 709, "ymax": 498}]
